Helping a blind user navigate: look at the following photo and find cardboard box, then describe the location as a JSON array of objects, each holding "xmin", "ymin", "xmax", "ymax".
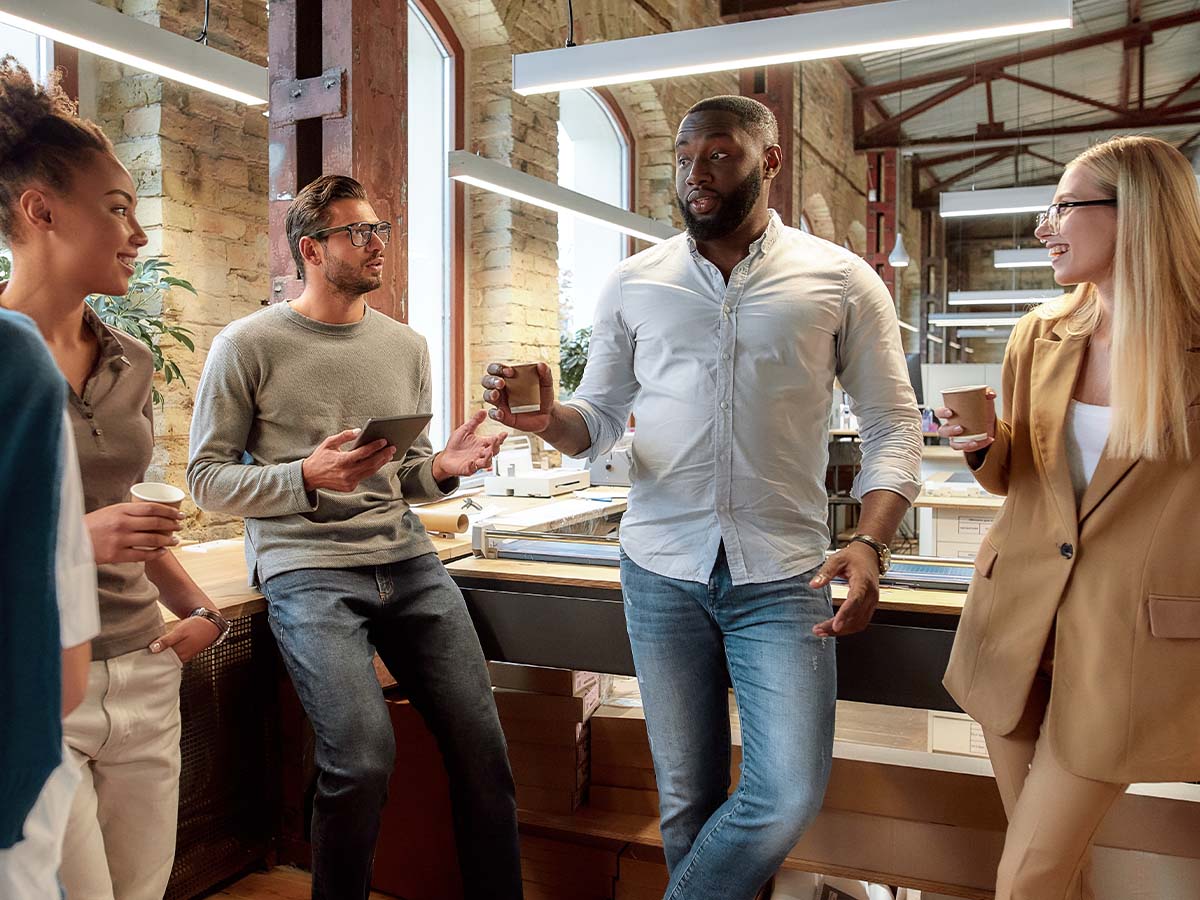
[
  {"xmin": 494, "ymin": 682, "xmax": 601, "ymax": 723},
  {"xmin": 498, "ymin": 717, "xmax": 588, "ymax": 748},
  {"xmin": 507, "ymin": 739, "xmax": 589, "ymax": 790},
  {"xmin": 489, "ymin": 661, "xmax": 599, "ymax": 697}
]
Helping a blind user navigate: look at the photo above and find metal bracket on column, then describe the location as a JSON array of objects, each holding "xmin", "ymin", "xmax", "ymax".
[{"xmin": 270, "ymin": 68, "xmax": 347, "ymax": 126}]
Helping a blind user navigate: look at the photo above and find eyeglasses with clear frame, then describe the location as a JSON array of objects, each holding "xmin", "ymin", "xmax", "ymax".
[
  {"xmin": 1034, "ymin": 199, "xmax": 1116, "ymax": 234},
  {"xmin": 307, "ymin": 221, "xmax": 392, "ymax": 247}
]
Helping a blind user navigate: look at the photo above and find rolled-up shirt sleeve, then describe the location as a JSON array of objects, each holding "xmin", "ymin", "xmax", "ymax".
[
  {"xmin": 836, "ymin": 259, "xmax": 923, "ymax": 503},
  {"xmin": 562, "ymin": 268, "xmax": 639, "ymax": 461}
]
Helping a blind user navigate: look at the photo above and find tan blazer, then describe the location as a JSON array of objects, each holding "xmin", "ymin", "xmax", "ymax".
[{"xmin": 943, "ymin": 312, "xmax": 1200, "ymax": 784}]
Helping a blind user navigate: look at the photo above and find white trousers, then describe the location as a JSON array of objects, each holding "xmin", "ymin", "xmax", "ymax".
[{"xmin": 60, "ymin": 647, "xmax": 182, "ymax": 900}]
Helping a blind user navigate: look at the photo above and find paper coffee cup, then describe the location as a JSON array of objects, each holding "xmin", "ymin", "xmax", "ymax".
[
  {"xmin": 941, "ymin": 385, "xmax": 990, "ymax": 443},
  {"xmin": 131, "ymin": 482, "xmax": 186, "ymax": 509},
  {"xmin": 506, "ymin": 363, "xmax": 543, "ymax": 415},
  {"xmin": 130, "ymin": 482, "xmax": 185, "ymax": 551}
]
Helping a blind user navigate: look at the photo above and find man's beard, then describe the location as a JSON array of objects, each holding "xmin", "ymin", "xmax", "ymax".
[
  {"xmin": 323, "ymin": 254, "xmax": 382, "ymax": 297},
  {"xmin": 678, "ymin": 167, "xmax": 763, "ymax": 242}
]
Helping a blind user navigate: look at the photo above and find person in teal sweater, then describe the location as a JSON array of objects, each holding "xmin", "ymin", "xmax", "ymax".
[{"xmin": 0, "ymin": 307, "xmax": 65, "ymax": 848}]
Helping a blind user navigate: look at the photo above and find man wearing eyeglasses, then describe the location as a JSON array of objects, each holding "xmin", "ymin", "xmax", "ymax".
[{"xmin": 186, "ymin": 175, "xmax": 522, "ymax": 900}]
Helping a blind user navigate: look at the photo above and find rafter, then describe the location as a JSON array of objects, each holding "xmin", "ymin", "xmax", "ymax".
[
  {"xmin": 853, "ymin": 8, "xmax": 1200, "ymax": 150},
  {"xmin": 1157, "ymin": 71, "xmax": 1200, "ymax": 110},
  {"xmin": 996, "ymin": 71, "xmax": 1127, "ymax": 116},
  {"xmin": 856, "ymin": 9, "xmax": 1199, "ymax": 100},
  {"xmin": 860, "ymin": 113, "xmax": 1200, "ymax": 150},
  {"xmin": 858, "ymin": 76, "xmax": 977, "ymax": 144},
  {"xmin": 925, "ymin": 149, "xmax": 1017, "ymax": 193}
]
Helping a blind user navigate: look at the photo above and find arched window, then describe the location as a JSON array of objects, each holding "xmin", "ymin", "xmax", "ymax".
[
  {"xmin": 800, "ymin": 213, "xmax": 813, "ymax": 235},
  {"xmin": 557, "ymin": 89, "xmax": 632, "ymax": 339},
  {"xmin": 406, "ymin": 0, "xmax": 462, "ymax": 447}
]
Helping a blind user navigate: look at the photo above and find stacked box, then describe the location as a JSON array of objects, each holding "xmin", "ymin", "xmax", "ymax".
[
  {"xmin": 489, "ymin": 663, "xmax": 601, "ymax": 814},
  {"xmin": 520, "ymin": 834, "xmax": 619, "ymax": 900},
  {"xmin": 589, "ymin": 694, "xmax": 742, "ymax": 816}
]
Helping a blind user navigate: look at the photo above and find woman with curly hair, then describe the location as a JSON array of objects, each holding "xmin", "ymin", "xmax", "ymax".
[
  {"xmin": 0, "ymin": 58, "xmax": 225, "ymax": 899},
  {"xmin": 940, "ymin": 135, "xmax": 1200, "ymax": 900}
]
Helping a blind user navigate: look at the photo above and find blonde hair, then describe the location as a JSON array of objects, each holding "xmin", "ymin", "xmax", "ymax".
[{"xmin": 1038, "ymin": 135, "xmax": 1200, "ymax": 460}]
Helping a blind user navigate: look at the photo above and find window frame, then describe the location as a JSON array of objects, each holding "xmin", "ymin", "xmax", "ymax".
[{"xmin": 409, "ymin": 0, "xmax": 465, "ymax": 431}]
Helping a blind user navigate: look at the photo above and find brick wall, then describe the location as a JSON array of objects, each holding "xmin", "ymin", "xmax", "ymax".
[{"xmin": 90, "ymin": 0, "xmax": 267, "ymax": 538}]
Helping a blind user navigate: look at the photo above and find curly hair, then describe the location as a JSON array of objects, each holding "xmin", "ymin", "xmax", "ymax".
[{"xmin": 0, "ymin": 56, "xmax": 114, "ymax": 240}]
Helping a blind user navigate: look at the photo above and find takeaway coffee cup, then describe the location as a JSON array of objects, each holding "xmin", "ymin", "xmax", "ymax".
[
  {"xmin": 130, "ymin": 482, "xmax": 186, "ymax": 550},
  {"xmin": 506, "ymin": 363, "xmax": 543, "ymax": 415},
  {"xmin": 131, "ymin": 482, "xmax": 186, "ymax": 508},
  {"xmin": 941, "ymin": 385, "xmax": 992, "ymax": 444}
]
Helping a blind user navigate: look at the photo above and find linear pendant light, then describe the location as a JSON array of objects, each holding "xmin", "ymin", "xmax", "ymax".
[
  {"xmin": 448, "ymin": 150, "xmax": 679, "ymax": 244},
  {"xmin": 929, "ymin": 312, "xmax": 1025, "ymax": 327},
  {"xmin": 939, "ymin": 185, "xmax": 1056, "ymax": 219},
  {"xmin": 948, "ymin": 289, "xmax": 1063, "ymax": 306},
  {"xmin": 0, "ymin": 0, "xmax": 268, "ymax": 105},
  {"xmin": 512, "ymin": 0, "xmax": 1072, "ymax": 96},
  {"xmin": 994, "ymin": 248, "xmax": 1052, "ymax": 268}
]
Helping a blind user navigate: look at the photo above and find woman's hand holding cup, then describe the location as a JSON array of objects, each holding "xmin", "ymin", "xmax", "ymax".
[
  {"xmin": 936, "ymin": 386, "xmax": 998, "ymax": 453},
  {"xmin": 85, "ymin": 482, "xmax": 187, "ymax": 564}
]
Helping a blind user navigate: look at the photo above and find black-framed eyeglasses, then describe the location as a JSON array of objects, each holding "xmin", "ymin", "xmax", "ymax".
[
  {"xmin": 1035, "ymin": 199, "xmax": 1116, "ymax": 233},
  {"xmin": 308, "ymin": 221, "xmax": 392, "ymax": 247}
]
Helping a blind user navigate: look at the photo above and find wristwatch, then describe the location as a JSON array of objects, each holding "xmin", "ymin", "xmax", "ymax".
[
  {"xmin": 847, "ymin": 533, "xmax": 892, "ymax": 575},
  {"xmin": 189, "ymin": 607, "xmax": 231, "ymax": 647}
]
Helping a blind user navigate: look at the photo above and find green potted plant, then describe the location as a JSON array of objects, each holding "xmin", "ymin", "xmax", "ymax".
[
  {"xmin": 559, "ymin": 325, "xmax": 591, "ymax": 398},
  {"xmin": 1, "ymin": 253, "xmax": 197, "ymax": 408},
  {"xmin": 86, "ymin": 258, "xmax": 197, "ymax": 408}
]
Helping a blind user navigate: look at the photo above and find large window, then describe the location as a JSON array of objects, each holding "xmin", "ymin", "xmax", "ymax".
[
  {"xmin": 557, "ymin": 89, "xmax": 631, "ymax": 338},
  {"xmin": 407, "ymin": 1, "xmax": 454, "ymax": 447},
  {"xmin": 0, "ymin": 23, "xmax": 52, "ymax": 82}
]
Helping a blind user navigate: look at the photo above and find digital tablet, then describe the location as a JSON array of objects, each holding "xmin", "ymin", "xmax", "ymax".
[{"xmin": 349, "ymin": 413, "xmax": 433, "ymax": 452}]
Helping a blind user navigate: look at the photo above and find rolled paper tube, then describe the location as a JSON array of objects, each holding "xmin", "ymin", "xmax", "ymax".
[{"xmin": 413, "ymin": 508, "xmax": 470, "ymax": 534}]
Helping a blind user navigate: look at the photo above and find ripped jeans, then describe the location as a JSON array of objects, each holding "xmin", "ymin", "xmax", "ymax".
[{"xmin": 620, "ymin": 544, "xmax": 836, "ymax": 900}]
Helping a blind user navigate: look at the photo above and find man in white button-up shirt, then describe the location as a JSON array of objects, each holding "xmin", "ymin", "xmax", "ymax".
[{"xmin": 484, "ymin": 96, "xmax": 921, "ymax": 899}]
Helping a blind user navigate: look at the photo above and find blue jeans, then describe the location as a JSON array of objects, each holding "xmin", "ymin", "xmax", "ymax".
[
  {"xmin": 262, "ymin": 554, "xmax": 522, "ymax": 900},
  {"xmin": 620, "ymin": 545, "xmax": 836, "ymax": 900}
]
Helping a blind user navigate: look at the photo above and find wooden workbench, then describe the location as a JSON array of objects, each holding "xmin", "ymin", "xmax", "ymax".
[{"xmin": 446, "ymin": 555, "xmax": 967, "ymax": 616}]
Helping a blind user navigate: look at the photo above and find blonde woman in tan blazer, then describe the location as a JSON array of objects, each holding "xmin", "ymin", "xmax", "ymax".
[{"xmin": 938, "ymin": 135, "xmax": 1200, "ymax": 900}]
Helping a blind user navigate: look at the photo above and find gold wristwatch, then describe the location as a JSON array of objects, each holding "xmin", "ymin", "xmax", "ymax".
[{"xmin": 847, "ymin": 533, "xmax": 891, "ymax": 575}]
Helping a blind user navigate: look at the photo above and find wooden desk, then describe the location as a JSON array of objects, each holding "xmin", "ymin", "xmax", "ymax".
[
  {"xmin": 446, "ymin": 556, "xmax": 966, "ymax": 617},
  {"xmin": 167, "ymin": 533, "xmax": 474, "ymax": 623}
]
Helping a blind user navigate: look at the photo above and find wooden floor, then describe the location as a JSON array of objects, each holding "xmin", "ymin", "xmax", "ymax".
[{"xmin": 213, "ymin": 866, "xmax": 397, "ymax": 899}]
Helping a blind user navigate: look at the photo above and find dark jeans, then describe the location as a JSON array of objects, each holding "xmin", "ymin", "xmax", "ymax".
[{"xmin": 262, "ymin": 553, "xmax": 522, "ymax": 900}]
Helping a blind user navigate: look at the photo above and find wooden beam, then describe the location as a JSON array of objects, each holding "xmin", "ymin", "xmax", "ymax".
[
  {"xmin": 741, "ymin": 65, "xmax": 797, "ymax": 226},
  {"xmin": 856, "ymin": 9, "xmax": 1199, "ymax": 100},
  {"xmin": 267, "ymin": 0, "xmax": 408, "ymax": 321}
]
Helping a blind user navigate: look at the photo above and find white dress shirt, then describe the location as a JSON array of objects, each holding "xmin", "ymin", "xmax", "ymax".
[{"xmin": 564, "ymin": 212, "xmax": 922, "ymax": 585}]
